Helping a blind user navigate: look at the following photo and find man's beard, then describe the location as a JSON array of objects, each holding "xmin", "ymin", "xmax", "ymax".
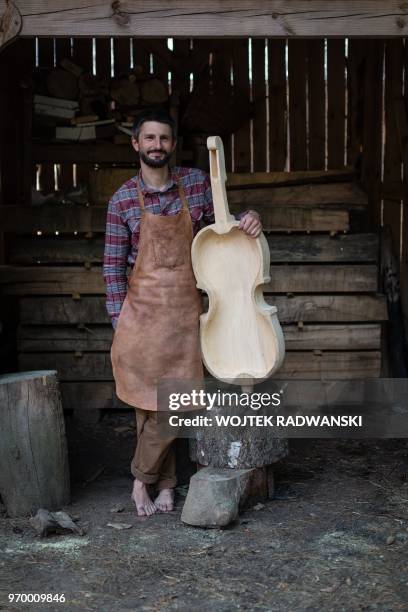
[{"xmin": 139, "ymin": 150, "xmax": 173, "ymax": 168}]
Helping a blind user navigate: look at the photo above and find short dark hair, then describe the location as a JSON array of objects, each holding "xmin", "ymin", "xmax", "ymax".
[{"xmin": 132, "ymin": 108, "xmax": 177, "ymax": 141}]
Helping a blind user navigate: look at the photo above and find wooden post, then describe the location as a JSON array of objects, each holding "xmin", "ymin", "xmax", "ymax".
[{"xmin": 0, "ymin": 370, "xmax": 70, "ymax": 517}]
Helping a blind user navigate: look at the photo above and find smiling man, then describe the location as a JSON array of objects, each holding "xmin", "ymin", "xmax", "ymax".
[{"xmin": 103, "ymin": 108, "xmax": 262, "ymax": 517}]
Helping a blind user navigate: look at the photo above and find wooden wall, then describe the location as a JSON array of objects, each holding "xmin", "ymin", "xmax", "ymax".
[{"xmin": 1, "ymin": 35, "xmax": 408, "ymax": 399}]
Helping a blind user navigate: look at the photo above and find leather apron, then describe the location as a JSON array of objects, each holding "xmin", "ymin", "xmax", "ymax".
[{"xmin": 110, "ymin": 179, "xmax": 203, "ymax": 411}]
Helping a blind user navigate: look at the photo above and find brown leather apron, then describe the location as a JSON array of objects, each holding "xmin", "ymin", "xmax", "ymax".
[{"xmin": 110, "ymin": 179, "xmax": 203, "ymax": 411}]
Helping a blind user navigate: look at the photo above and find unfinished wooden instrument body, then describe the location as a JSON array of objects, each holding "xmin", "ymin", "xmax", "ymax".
[{"xmin": 191, "ymin": 136, "xmax": 285, "ymax": 384}]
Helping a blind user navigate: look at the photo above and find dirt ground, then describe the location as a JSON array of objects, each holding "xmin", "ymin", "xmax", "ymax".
[{"xmin": 0, "ymin": 410, "xmax": 408, "ymax": 612}]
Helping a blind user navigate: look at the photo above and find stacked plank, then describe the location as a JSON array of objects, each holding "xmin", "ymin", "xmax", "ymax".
[{"xmin": 0, "ymin": 169, "xmax": 386, "ymax": 411}]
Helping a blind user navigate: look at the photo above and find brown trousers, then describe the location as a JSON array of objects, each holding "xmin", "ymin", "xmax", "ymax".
[{"xmin": 131, "ymin": 409, "xmax": 177, "ymax": 490}]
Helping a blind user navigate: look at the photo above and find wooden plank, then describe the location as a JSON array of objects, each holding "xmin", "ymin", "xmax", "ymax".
[
  {"xmin": 268, "ymin": 39, "xmax": 286, "ymax": 171},
  {"xmin": 19, "ymin": 325, "xmax": 113, "ymax": 352},
  {"xmin": 383, "ymin": 39, "xmax": 404, "ymax": 259},
  {"xmin": 232, "ymin": 39, "xmax": 250, "ymax": 172},
  {"xmin": 8, "ymin": 233, "xmax": 379, "ymax": 266},
  {"xmin": 252, "ymin": 38, "xmax": 267, "ymax": 172},
  {"xmin": 278, "ymin": 351, "xmax": 381, "ymax": 379},
  {"xmin": 95, "ymin": 38, "xmax": 112, "ymax": 79},
  {"xmin": 227, "ymin": 182, "xmax": 367, "ymax": 208},
  {"xmin": 226, "ymin": 168, "xmax": 354, "ymax": 188},
  {"xmin": 265, "ymin": 265, "xmax": 378, "ymax": 293},
  {"xmin": 327, "ymin": 39, "xmax": 346, "ymax": 169},
  {"xmin": 37, "ymin": 38, "xmax": 55, "ymax": 194},
  {"xmin": 20, "ymin": 296, "xmax": 111, "ymax": 325},
  {"xmin": 113, "ymin": 37, "xmax": 131, "ymax": 75},
  {"xmin": 10, "ymin": 2, "xmax": 408, "ymax": 38},
  {"xmin": 288, "ymin": 40, "xmax": 307, "ymax": 170},
  {"xmin": 19, "ymin": 294, "xmax": 388, "ymax": 325},
  {"xmin": 60, "ymin": 381, "xmax": 123, "ymax": 410},
  {"xmin": 307, "ymin": 39, "xmax": 325, "ymax": 170},
  {"xmin": 71, "ymin": 38, "xmax": 94, "ymax": 185},
  {"xmin": 18, "ymin": 350, "xmax": 381, "ymax": 381},
  {"xmin": 0, "ymin": 204, "xmax": 350, "ymax": 233},
  {"xmin": 55, "ymin": 38, "xmax": 74, "ymax": 190},
  {"xmin": 33, "ymin": 142, "xmax": 140, "ymax": 164},
  {"xmin": 282, "ymin": 324, "xmax": 381, "ymax": 350},
  {"xmin": 361, "ymin": 40, "xmax": 384, "ymax": 230},
  {"xmin": 0, "ymin": 263, "xmax": 378, "ymax": 295},
  {"xmin": 346, "ymin": 39, "xmax": 365, "ymax": 169},
  {"xmin": 268, "ymin": 295, "xmax": 387, "ymax": 323},
  {"xmin": 18, "ymin": 323, "xmax": 381, "ymax": 352}
]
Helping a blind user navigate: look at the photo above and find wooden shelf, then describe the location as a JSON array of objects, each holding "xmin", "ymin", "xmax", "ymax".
[{"xmin": 33, "ymin": 142, "xmax": 138, "ymax": 165}]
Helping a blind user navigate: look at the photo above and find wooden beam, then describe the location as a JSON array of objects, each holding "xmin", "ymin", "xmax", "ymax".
[
  {"xmin": 19, "ymin": 350, "xmax": 381, "ymax": 381},
  {"xmin": 0, "ymin": 204, "xmax": 350, "ymax": 232},
  {"xmin": 19, "ymin": 294, "xmax": 388, "ymax": 325},
  {"xmin": 4, "ymin": 2, "xmax": 408, "ymax": 39},
  {"xmin": 18, "ymin": 323, "xmax": 381, "ymax": 352},
  {"xmin": 0, "ymin": 263, "xmax": 378, "ymax": 294},
  {"xmin": 8, "ymin": 233, "xmax": 379, "ymax": 265}
]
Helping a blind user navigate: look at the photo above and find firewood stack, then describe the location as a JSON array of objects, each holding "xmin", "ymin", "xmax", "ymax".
[{"xmin": 32, "ymin": 57, "xmax": 170, "ymax": 143}]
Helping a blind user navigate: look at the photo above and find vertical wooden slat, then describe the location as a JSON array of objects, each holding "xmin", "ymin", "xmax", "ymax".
[
  {"xmin": 268, "ymin": 39, "xmax": 286, "ymax": 171},
  {"xmin": 347, "ymin": 39, "xmax": 366, "ymax": 171},
  {"xmin": 95, "ymin": 38, "xmax": 111, "ymax": 79},
  {"xmin": 401, "ymin": 41, "xmax": 408, "ymax": 339},
  {"xmin": 383, "ymin": 40, "xmax": 403, "ymax": 256},
  {"xmin": 151, "ymin": 38, "xmax": 169, "ymax": 86},
  {"xmin": 288, "ymin": 40, "xmax": 307, "ymax": 170},
  {"xmin": 361, "ymin": 40, "xmax": 384, "ymax": 230},
  {"xmin": 212, "ymin": 40, "xmax": 233, "ymax": 172},
  {"xmin": 232, "ymin": 39, "xmax": 250, "ymax": 172},
  {"xmin": 37, "ymin": 38, "xmax": 55, "ymax": 194},
  {"xmin": 55, "ymin": 38, "xmax": 74, "ymax": 190},
  {"xmin": 307, "ymin": 39, "xmax": 325, "ymax": 170},
  {"xmin": 113, "ymin": 38, "xmax": 131, "ymax": 76},
  {"xmin": 72, "ymin": 38, "xmax": 93, "ymax": 185},
  {"xmin": 327, "ymin": 40, "xmax": 346, "ymax": 169},
  {"xmin": 252, "ymin": 39, "xmax": 267, "ymax": 172},
  {"xmin": 172, "ymin": 39, "xmax": 191, "ymax": 103},
  {"xmin": 131, "ymin": 38, "xmax": 151, "ymax": 77}
]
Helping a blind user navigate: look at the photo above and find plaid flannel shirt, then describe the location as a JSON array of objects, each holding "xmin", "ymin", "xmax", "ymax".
[{"xmin": 103, "ymin": 166, "xmax": 215, "ymax": 328}]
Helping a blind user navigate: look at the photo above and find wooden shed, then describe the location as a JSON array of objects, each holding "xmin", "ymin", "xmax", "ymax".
[{"xmin": 0, "ymin": 1, "xmax": 407, "ymax": 414}]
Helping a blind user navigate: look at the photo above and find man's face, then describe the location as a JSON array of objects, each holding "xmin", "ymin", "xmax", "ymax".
[{"xmin": 132, "ymin": 121, "xmax": 176, "ymax": 168}]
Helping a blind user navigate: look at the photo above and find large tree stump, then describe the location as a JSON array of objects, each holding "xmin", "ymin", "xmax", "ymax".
[
  {"xmin": 189, "ymin": 403, "xmax": 288, "ymax": 510},
  {"xmin": 0, "ymin": 370, "xmax": 70, "ymax": 517}
]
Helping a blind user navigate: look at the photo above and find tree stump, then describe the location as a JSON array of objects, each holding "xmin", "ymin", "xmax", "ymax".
[
  {"xmin": 0, "ymin": 371, "xmax": 70, "ymax": 517},
  {"xmin": 189, "ymin": 404, "xmax": 289, "ymax": 502}
]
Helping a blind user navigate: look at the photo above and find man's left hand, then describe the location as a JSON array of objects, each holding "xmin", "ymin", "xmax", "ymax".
[{"xmin": 239, "ymin": 210, "xmax": 262, "ymax": 238}]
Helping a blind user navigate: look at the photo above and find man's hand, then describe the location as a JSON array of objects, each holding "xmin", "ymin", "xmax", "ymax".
[{"xmin": 239, "ymin": 210, "xmax": 262, "ymax": 238}]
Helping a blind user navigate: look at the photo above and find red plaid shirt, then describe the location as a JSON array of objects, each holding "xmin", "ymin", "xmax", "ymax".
[{"xmin": 103, "ymin": 166, "xmax": 215, "ymax": 328}]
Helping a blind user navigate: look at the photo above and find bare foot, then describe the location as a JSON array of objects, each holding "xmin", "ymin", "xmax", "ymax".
[
  {"xmin": 131, "ymin": 479, "xmax": 157, "ymax": 517},
  {"xmin": 154, "ymin": 488, "xmax": 174, "ymax": 512}
]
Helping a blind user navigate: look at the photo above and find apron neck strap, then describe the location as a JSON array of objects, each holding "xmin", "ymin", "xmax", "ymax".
[{"xmin": 136, "ymin": 175, "xmax": 189, "ymax": 214}]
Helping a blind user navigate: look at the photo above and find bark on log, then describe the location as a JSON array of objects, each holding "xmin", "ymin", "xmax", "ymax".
[
  {"xmin": 140, "ymin": 78, "xmax": 168, "ymax": 105},
  {"xmin": 46, "ymin": 68, "xmax": 78, "ymax": 100},
  {"xmin": 0, "ymin": 370, "xmax": 70, "ymax": 517},
  {"xmin": 189, "ymin": 405, "xmax": 289, "ymax": 469}
]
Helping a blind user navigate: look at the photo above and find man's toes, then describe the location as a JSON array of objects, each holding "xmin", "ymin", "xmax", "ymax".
[{"xmin": 137, "ymin": 506, "xmax": 147, "ymax": 516}]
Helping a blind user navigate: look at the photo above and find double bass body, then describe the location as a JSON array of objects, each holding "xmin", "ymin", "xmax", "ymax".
[{"xmin": 191, "ymin": 136, "xmax": 285, "ymax": 385}]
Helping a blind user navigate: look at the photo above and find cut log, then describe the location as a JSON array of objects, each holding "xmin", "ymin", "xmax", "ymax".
[
  {"xmin": 190, "ymin": 408, "xmax": 288, "ymax": 469},
  {"xmin": 110, "ymin": 78, "xmax": 140, "ymax": 106},
  {"xmin": 0, "ymin": 371, "xmax": 70, "ymax": 517},
  {"xmin": 140, "ymin": 78, "xmax": 168, "ymax": 104},
  {"xmin": 46, "ymin": 68, "xmax": 78, "ymax": 100}
]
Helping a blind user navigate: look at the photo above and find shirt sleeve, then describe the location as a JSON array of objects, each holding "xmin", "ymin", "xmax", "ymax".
[
  {"xmin": 103, "ymin": 194, "xmax": 131, "ymax": 329},
  {"xmin": 202, "ymin": 173, "xmax": 215, "ymax": 225}
]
